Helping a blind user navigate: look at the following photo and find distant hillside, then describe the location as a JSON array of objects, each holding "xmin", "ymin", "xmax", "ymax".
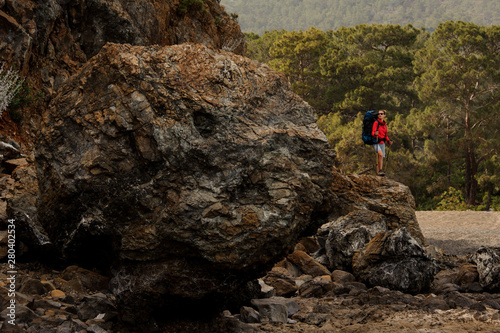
[{"xmin": 221, "ymin": 0, "xmax": 500, "ymax": 34}]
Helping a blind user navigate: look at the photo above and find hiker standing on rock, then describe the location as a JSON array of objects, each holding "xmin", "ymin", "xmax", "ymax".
[{"xmin": 372, "ymin": 110, "xmax": 392, "ymax": 176}]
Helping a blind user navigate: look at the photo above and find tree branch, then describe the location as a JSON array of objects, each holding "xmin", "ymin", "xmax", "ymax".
[
  {"xmin": 471, "ymin": 119, "xmax": 485, "ymax": 130},
  {"xmin": 441, "ymin": 111, "xmax": 464, "ymax": 128},
  {"xmin": 478, "ymin": 149, "xmax": 496, "ymax": 165}
]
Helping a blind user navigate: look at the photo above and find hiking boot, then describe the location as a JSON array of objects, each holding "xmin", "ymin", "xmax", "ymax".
[{"xmin": 377, "ymin": 170, "xmax": 385, "ymax": 176}]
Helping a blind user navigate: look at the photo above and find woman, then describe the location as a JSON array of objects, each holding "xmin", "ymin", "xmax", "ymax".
[{"xmin": 372, "ymin": 110, "xmax": 393, "ymax": 176}]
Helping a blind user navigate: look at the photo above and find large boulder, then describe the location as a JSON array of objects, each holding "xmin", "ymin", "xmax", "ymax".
[
  {"xmin": 352, "ymin": 228, "xmax": 440, "ymax": 294},
  {"xmin": 329, "ymin": 172, "xmax": 425, "ymax": 244},
  {"xmin": 314, "ymin": 173, "xmax": 425, "ymax": 273},
  {"xmin": 35, "ymin": 43, "xmax": 335, "ymax": 318}
]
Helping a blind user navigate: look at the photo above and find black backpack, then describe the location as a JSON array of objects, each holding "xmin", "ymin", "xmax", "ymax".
[{"xmin": 362, "ymin": 110, "xmax": 380, "ymax": 145}]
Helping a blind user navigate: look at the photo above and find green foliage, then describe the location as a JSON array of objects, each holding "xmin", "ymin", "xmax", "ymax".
[
  {"xmin": 320, "ymin": 24, "xmax": 425, "ymax": 117},
  {"xmin": 435, "ymin": 187, "xmax": 469, "ymax": 211},
  {"xmin": 221, "ymin": 0, "xmax": 500, "ymax": 34},
  {"xmin": 178, "ymin": 0, "xmax": 205, "ymax": 15},
  {"xmin": 317, "ymin": 112, "xmax": 373, "ymax": 172},
  {"xmin": 6, "ymin": 79, "xmax": 42, "ymax": 123},
  {"xmin": 414, "ymin": 21, "xmax": 500, "ymax": 205},
  {"xmin": 435, "ymin": 186, "xmax": 500, "ymax": 211},
  {"xmin": 229, "ymin": 12, "xmax": 239, "ymax": 21},
  {"xmin": 268, "ymin": 27, "xmax": 330, "ymax": 112},
  {"xmin": 477, "ymin": 194, "xmax": 500, "ymax": 211},
  {"xmin": 477, "ymin": 154, "xmax": 500, "ymax": 210},
  {"xmin": 245, "ymin": 30, "xmax": 287, "ymax": 64},
  {"xmin": 9, "ymin": 80, "xmax": 41, "ymax": 112},
  {"xmin": 245, "ymin": 22, "xmax": 499, "ymax": 210}
]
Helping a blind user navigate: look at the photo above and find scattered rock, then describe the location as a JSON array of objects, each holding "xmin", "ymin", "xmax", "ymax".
[
  {"xmin": 331, "ymin": 270, "xmax": 355, "ymax": 284},
  {"xmin": 0, "ymin": 140, "xmax": 21, "ymax": 162},
  {"xmin": 287, "ymin": 250, "xmax": 331, "ymax": 277},
  {"xmin": 76, "ymin": 293, "xmax": 117, "ymax": 322},
  {"xmin": 296, "ymin": 237, "xmax": 320, "ymax": 254},
  {"xmin": 240, "ymin": 306, "xmax": 261, "ymax": 323},
  {"xmin": 50, "ymin": 290, "xmax": 66, "ymax": 299},
  {"xmin": 0, "ymin": 264, "xmax": 121, "ymax": 332},
  {"xmin": 60, "ymin": 266, "xmax": 110, "ymax": 292},
  {"xmin": 250, "ymin": 297, "xmax": 300, "ymax": 323},
  {"xmin": 257, "ymin": 279, "xmax": 274, "ymax": 298},
  {"xmin": 482, "ymin": 298, "xmax": 500, "ymax": 310},
  {"xmin": 470, "ymin": 246, "xmax": 500, "ymax": 292},
  {"xmin": 0, "ymin": 304, "xmax": 38, "ymax": 325},
  {"xmin": 456, "ymin": 264, "xmax": 479, "ymax": 285},
  {"xmin": 444, "ymin": 291, "xmax": 475, "ymax": 308},
  {"xmin": 422, "ymin": 294, "xmax": 450, "ymax": 311},
  {"xmin": 262, "ymin": 271, "xmax": 297, "ymax": 297},
  {"xmin": 18, "ymin": 278, "xmax": 47, "ymax": 295},
  {"xmin": 298, "ymin": 276, "xmax": 334, "ymax": 298},
  {"xmin": 3, "ymin": 158, "xmax": 27, "ymax": 174}
]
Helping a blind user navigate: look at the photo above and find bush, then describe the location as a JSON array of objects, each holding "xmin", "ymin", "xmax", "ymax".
[
  {"xmin": 477, "ymin": 194, "xmax": 500, "ymax": 211},
  {"xmin": 9, "ymin": 80, "xmax": 41, "ymax": 111},
  {"xmin": 178, "ymin": 0, "xmax": 205, "ymax": 15},
  {"xmin": 435, "ymin": 187, "xmax": 469, "ymax": 211}
]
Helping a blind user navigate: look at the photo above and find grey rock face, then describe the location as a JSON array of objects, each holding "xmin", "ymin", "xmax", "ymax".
[
  {"xmin": 329, "ymin": 173, "xmax": 425, "ymax": 245},
  {"xmin": 1, "ymin": 0, "xmax": 246, "ymax": 106},
  {"xmin": 35, "ymin": 42, "xmax": 335, "ymax": 316},
  {"xmin": 0, "ymin": 8, "xmax": 33, "ymax": 72},
  {"xmin": 6, "ymin": 163, "xmax": 53, "ymax": 255},
  {"xmin": 352, "ymin": 228, "xmax": 440, "ymax": 294},
  {"xmin": 325, "ymin": 210, "xmax": 388, "ymax": 271}
]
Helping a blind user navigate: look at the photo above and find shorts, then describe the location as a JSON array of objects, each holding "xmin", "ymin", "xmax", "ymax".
[{"xmin": 373, "ymin": 143, "xmax": 386, "ymax": 157}]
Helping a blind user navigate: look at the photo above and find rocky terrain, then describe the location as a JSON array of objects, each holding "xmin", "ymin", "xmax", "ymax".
[
  {"xmin": 1, "ymin": 0, "xmax": 500, "ymax": 332},
  {"xmin": 1, "ymin": 211, "xmax": 499, "ymax": 332}
]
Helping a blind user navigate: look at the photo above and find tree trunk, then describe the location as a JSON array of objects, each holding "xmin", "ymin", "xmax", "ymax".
[
  {"xmin": 486, "ymin": 184, "xmax": 492, "ymax": 211},
  {"xmin": 463, "ymin": 107, "xmax": 478, "ymax": 206},
  {"xmin": 464, "ymin": 138, "xmax": 478, "ymax": 206},
  {"xmin": 446, "ymin": 118, "xmax": 451, "ymax": 187}
]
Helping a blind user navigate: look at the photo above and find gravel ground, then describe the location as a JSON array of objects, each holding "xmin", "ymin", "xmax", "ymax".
[{"xmin": 416, "ymin": 211, "xmax": 500, "ymax": 256}]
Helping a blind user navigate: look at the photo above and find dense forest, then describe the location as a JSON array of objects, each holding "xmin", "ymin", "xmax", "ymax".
[
  {"xmin": 221, "ymin": 0, "xmax": 500, "ymax": 34},
  {"xmin": 244, "ymin": 21, "xmax": 500, "ymax": 210}
]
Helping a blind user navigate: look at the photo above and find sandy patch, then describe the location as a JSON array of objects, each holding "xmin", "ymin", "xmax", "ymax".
[{"xmin": 416, "ymin": 211, "xmax": 500, "ymax": 255}]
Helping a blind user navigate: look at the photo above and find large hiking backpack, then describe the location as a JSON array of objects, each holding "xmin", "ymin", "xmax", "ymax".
[{"xmin": 362, "ymin": 110, "xmax": 380, "ymax": 145}]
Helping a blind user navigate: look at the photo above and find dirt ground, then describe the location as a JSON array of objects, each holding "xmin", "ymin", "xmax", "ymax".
[{"xmin": 416, "ymin": 211, "xmax": 500, "ymax": 256}]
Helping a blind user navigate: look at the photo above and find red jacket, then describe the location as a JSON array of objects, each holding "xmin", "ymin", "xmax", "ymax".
[{"xmin": 372, "ymin": 119, "xmax": 390, "ymax": 143}]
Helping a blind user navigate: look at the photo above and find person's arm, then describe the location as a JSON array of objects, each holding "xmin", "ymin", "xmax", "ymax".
[{"xmin": 384, "ymin": 123, "xmax": 392, "ymax": 145}]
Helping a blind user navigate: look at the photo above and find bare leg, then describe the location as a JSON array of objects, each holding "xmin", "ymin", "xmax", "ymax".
[{"xmin": 376, "ymin": 151, "xmax": 384, "ymax": 174}]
